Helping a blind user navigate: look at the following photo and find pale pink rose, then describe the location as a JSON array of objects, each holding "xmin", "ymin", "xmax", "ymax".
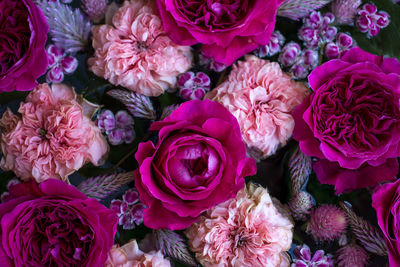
[
  {"xmin": 185, "ymin": 183, "xmax": 294, "ymax": 267},
  {"xmin": 105, "ymin": 239, "xmax": 171, "ymax": 267},
  {"xmin": 207, "ymin": 56, "xmax": 309, "ymax": 159},
  {"xmin": 0, "ymin": 83, "xmax": 109, "ymax": 182},
  {"xmin": 88, "ymin": 0, "xmax": 192, "ymax": 97}
]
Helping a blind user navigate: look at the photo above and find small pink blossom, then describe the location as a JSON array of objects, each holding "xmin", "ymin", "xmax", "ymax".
[
  {"xmin": 105, "ymin": 239, "xmax": 171, "ymax": 267},
  {"xmin": 88, "ymin": 0, "xmax": 192, "ymax": 97},
  {"xmin": 97, "ymin": 109, "xmax": 135, "ymax": 146},
  {"xmin": 207, "ymin": 56, "xmax": 309, "ymax": 159},
  {"xmin": 178, "ymin": 72, "xmax": 211, "ymax": 100},
  {"xmin": 110, "ymin": 189, "xmax": 145, "ymax": 230},
  {"xmin": 356, "ymin": 4, "xmax": 390, "ymax": 37},
  {"xmin": 0, "ymin": 83, "xmax": 109, "ymax": 182},
  {"xmin": 185, "ymin": 183, "xmax": 293, "ymax": 267},
  {"xmin": 46, "ymin": 45, "xmax": 78, "ymax": 83}
]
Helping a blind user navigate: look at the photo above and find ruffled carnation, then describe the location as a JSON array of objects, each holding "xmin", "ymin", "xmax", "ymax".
[
  {"xmin": 105, "ymin": 239, "xmax": 171, "ymax": 267},
  {"xmin": 88, "ymin": 0, "xmax": 192, "ymax": 97},
  {"xmin": 0, "ymin": 83, "xmax": 109, "ymax": 183},
  {"xmin": 207, "ymin": 56, "xmax": 309, "ymax": 159},
  {"xmin": 185, "ymin": 183, "xmax": 293, "ymax": 267}
]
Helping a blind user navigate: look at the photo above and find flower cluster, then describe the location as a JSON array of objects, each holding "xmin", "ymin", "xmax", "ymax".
[
  {"xmin": 46, "ymin": 44, "xmax": 78, "ymax": 83},
  {"xmin": 298, "ymin": 12, "xmax": 337, "ymax": 49},
  {"xmin": 279, "ymin": 43, "xmax": 319, "ymax": 79},
  {"xmin": 254, "ymin": 31, "xmax": 286, "ymax": 58},
  {"xmin": 324, "ymin": 32, "xmax": 354, "ymax": 59},
  {"xmin": 97, "ymin": 109, "xmax": 135, "ymax": 146},
  {"xmin": 110, "ymin": 189, "xmax": 145, "ymax": 230},
  {"xmin": 292, "ymin": 244, "xmax": 334, "ymax": 267},
  {"xmin": 356, "ymin": 4, "xmax": 390, "ymax": 37},
  {"xmin": 177, "ymin": 71, "xmax": 211, "ymax": 100}
]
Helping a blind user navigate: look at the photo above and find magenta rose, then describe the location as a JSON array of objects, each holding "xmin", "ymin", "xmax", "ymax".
[
  {"xmin": 372, "ymin": 178, "xmax": 400, "ymax": 266},
  {"xmin": 134, "ymin": 100, "xmax": 257, "ymax": 230},
  {"xmin": 156, "ymin": 0, "xmax": 284, "ymax": 66},
  {"xmin": 0, "ymin": 0, "xmax": 48, "ymax": 92},
  {"xmin": 0, "ymin": 179, "xmax": 117, "ymax": 266},
  {"xmin": 293, "ymin": 47, "xmax": 400, "ymax": 193}
]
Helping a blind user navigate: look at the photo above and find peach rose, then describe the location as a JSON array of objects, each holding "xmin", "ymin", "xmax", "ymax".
[
  {"xmin": 0, "ymin": 83, "xmax": 109, "ymax": 182},
  {"xmin": 207, "ymin": 56, "xmax": 309, "ymax": 159},
  {"xmin": 88, "ymin": 0, "xmax": 192, "ymax": 97},
  {"xmin": 105, "ymin": 239, "xmax": 171, "ymax": 267},
  {"xmin": 185, "ymin": 183, "xmax": 293, "ymax": 267}
]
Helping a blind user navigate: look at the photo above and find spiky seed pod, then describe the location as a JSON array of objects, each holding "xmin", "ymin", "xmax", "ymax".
[
  {"xmin": 278, "ymin": 0, "xmax": 332, "ymax": 21},
  {"xmin": 81, "ymin": 0, "xmax": 107, "ymax": 21},
  {"xmin": 289, "ymin": 146, "xmax": 312, "ymax": 194},
  {"xmin": 153, "ymin": 229, "xmax": 197, "ymax": 266},
  {"xmin": 289, "ymin": 191, "xmax": 315, "ymax": 221},
  {"xmin": 307, "ymin": 204, "xmax": 347, "ymax": 241},
  {"xmin": 331, "ymin": 0, "xmax": 362, "ymax": 24},
  {"xmin": 35, "ymin": 0, "xmax": 91, "ymax": 53},
  {"xmin": 77, "ymin": 172, "xmax": 134, "ymax": 201},
  {"xmin": 339, "ymin": 202, "xmax": 387, "ymax": 256},
  {"xmin": 107, "ymin": 90, "xmax": 157, "ymax": 120},
  {"xmin": 336, "ymin": 244, "xmax": 369, "ymax": 267}
]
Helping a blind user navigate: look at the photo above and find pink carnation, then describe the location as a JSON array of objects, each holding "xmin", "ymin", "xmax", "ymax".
[
  {"xmin": 0, "ymin": 83, "xmax": 109, "ymax": 182},
  {"xmin": 105, "ymin": 239, "xmax": 171, "ymax": 267},
  {"xmin": 185, "ymin": 183, "xmax": 293, "ymax": 267},
  {"xmin": 207, "ymin": 56, "xmax": 309, "ymax": 159},
  {"xmin": 88, "ymin": 0, "xmax": 192, "ymax": 97}
]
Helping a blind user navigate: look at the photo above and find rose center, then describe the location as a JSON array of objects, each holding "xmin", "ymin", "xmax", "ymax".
[
  {"xmin": 39, "ymin": 128, "xmax": 47, "ymax": 138},
  {"xmin": 136, "ymin": 41, "xmax": 148, "ymax": 51},
  {"xmin": 182, "ymin": 156, "xmax": 208, "ymax": 176}
]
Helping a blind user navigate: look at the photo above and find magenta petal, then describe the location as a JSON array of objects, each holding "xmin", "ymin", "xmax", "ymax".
[{"xmin": 314, "ymin": 158, "xmax": 398, "ymax": 194}]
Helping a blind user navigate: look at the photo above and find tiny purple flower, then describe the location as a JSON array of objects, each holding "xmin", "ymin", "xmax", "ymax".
[
  {"xmin": 45, "ymin": 44, "xmax": 78, "ymax": 83},
  {"xmin": 356, "ymin": 4, "xmax": 390, "ymax": 37},
  {"xmin": 255, "ymin": 31, "xmax": 285, "ymax": 57},
  {"xmin": 279, "ymin": 42, "xmax": 301, "ymax": 67},
  {"xmin": 302, "ymin": 49, "xmax": 319, "ymax": 69},
  {"xmin": 111, "ymin": 189, "xmax": 145, "ymax": 230},
  {"xmin": 336, "ymin": 33, "xmax": 353, "ymax": 49},
  {"xmin": 115, "ymin": 111, "xmax": 134, "ymax": 129},
  {"xmin": 291, "ymin": 64, "xmax": 309, "ymax": 80},
  {"xmin": 97, "ymin": 109, "xmax": 135, "ymax": 145},
  {"xmin": 123, "ymin": 189, "xmax": 139, "ymax": 205},
  {"xmin": 97, "ymin": 110, "xmax": 116, "ymax": 133},
  {"xmin": 199, "ymin": 53, "xmax": 227, "ymax": 72},
  {"xmin": 108, "ymin": 129, "xmax": 125, "ymax": 146},
  {"xmin": 292, "ymin": 244, "xmax": 334, "ymax": 267},
  {"xmin": 178, "ymin": 71, "xmax": 211, "ymax": 100},
  {"xmin": 324, "ymin": 42, "xmax": 340, "ymax": 59}
]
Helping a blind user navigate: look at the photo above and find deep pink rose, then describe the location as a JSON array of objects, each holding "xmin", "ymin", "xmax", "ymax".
[
  {"xmin": 156, "ymin": 0, "xmax": 284, "ymax": 65},
  {"xmin": 0, "ymin": 179, "xmax": 117, "ymax": 266},
  {"xmin": 134, "ymin": 100, "xmax": 257, "ymax": 230},
  {"xmin": 372, "ymin": 178, "xmax": 400, "ymax": 266},
  {"xmin": 293, "ymin": 47, "xmax": 400, "ymax": 193},
  {"xmin": 0, "ymin": 0, "xmax": 48, "ymax": 92}
]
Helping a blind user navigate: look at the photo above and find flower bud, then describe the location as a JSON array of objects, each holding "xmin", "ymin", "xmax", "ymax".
[{"xmin": 324, "ymin": 42, "xmax": 340, "ymax": 59}]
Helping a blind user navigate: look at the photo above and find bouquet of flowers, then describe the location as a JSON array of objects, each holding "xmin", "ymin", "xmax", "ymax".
[{"xmin": 0, "ymin": 0, "xmax": 399, "ymax": 266}]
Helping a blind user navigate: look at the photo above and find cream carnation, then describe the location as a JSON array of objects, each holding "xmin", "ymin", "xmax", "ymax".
[
  {"xmin": 185, "ymin": 183, "xmax": 293, "ymax": 267},
  {"xmin": 88, "ymin": 0, "xmax": 192, "ymax": 97},
  {"xmin": 105, "ymin": 239, "xmax": 171, "ymax": 267},
  {"xmin": 207, "ymin": 55, "xmax": 309, "ymax": 159},
  {"xmin": 0, "ymin": 83, "xmax": 109, "ymax": 182}
]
